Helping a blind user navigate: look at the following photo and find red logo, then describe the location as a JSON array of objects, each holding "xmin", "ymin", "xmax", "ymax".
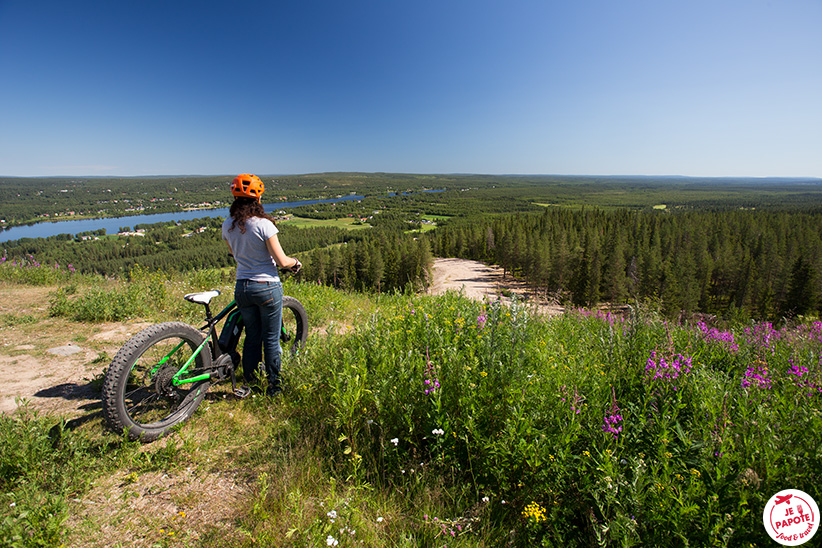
[{"xmin": 763, "ymin": 489, "xmax": 819, "ymax": 546}]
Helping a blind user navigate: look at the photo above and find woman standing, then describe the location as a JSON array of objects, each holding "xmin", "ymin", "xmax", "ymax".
[{"xmin": 221, "ymin": 173, "xmax": 301, "ymax": 396}]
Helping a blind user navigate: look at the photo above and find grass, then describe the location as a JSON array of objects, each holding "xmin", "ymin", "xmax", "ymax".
[
  {"xmin": 1, "ymin": 263, "xmax": 821, "ymax": 546},
  {"xmin": 281, "ymin": 216, "xmax": 372, "ymax": 230}
]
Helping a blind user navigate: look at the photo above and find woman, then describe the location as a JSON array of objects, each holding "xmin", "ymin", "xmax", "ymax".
[{"xmin": 221, "ymin": 173, "xmax": 301, "ymax": 396}]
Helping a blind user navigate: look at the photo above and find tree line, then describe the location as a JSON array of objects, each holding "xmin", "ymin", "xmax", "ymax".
[
  {"xmin": 1, "ymin": 216, "xmax": 434, "ymax": 291},
  {"xmin": 292, "ymin": 232, "xmax": 432, "ymax": 293},
  {"xmin": 430, "ymin": 208, "xmax": 822, "ymax": 319}
]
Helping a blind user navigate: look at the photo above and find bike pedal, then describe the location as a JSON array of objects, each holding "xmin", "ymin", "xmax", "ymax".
[{"xmin": 233, "ymin": 386, "xmax": 252, "ymax": 399}]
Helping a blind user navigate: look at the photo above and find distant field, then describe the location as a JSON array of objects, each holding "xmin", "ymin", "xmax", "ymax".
[
  {"xmin": 280, "ymin": 215, "xmax": 371, "ymax": 230},
  {"xmin": 416, "ymin": 214, "xmax": 451, "ymax": 232}
]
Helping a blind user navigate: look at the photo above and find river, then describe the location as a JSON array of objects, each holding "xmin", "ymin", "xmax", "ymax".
[{"xmin": 0, "ymin": 195, "xmax": 365, "ymax": 243}]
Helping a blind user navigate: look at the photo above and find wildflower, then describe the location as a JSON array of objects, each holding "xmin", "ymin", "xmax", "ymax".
[
  {"xmin": 327, "ymin": 510, "xmax": 338, "ymax": 521},
  {"xmin": 559, "ymin": 385, "xmax": 585, "ymax": 415},
  {"xmin": 377, "ymin": 516, "xmax": 384, "ymax": 523},
  {"xmin": 601, "ymin": 387, "xmax": 623, "ymax": 440},
  {"xmin": 477, "ymin": 312, "xmax": 488, "ymax": 329},
  {"xmin": 696, "ymin": 321, "xmax": 739, "ymax": 353},
  {"xmin": 645, "ymin": 351, "xmax": 692, "ymax": 384},
  {"xmin": 788, "ymin": 359, "xmax": 808, "ymax": 379},
  {"xmin": 522, "ymin": 501, "xmax": 547, "ymax": 523},
  {"xmin": 424, "ymin": 348, "xmax": 440, "ymax": 395},
  {"xmin": 482, "ymin": 496, "xmax": 490, "ymax": 503},
  {"xmin": 602, "ymin": 414, "xmax": 622, "ymax": 438},
  {"xmin": 741, "ymin": 362, "xmax": 772, "ymax": 390},
  {"xmin": 744, "ymin": 322, "xmax": 781, "ymax": 354},
  {"xmin": 326, "ymin": 535, "xmax": 339, "ymax": 546},
  {"xmin": 432, "ymin": 428, "xmax": 445, "ymax": 436},
  {"xmin": 390, "ymin": 437, "xmax": 399, "ymax": 446}
]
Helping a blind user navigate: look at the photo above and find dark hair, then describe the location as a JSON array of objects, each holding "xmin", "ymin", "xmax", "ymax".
[{"xmin": 228, "ymin": 197, "xmax": 276, "ymax": 233}]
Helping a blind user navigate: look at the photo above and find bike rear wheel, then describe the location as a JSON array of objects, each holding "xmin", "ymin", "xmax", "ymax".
[
  {"xmin": 282, "ymin": 296, "xmax": 308, "ymax": 354},
  {"xmin": 102, "ymin": 322, "xmax": 212, "ymax": 442}
]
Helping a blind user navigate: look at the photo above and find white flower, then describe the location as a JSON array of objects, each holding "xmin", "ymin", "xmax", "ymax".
[
  {"xmin": 327, "ymin": 510, "xmax": 338, "ymax": 520},
  {"xmin": 432, "ymin": 428, "xmax": 445, "ymax": 436},
  {"xmin": 390, "ymin": 438, "xmax": 399, "ymax": 446},
  {"xmin": 482, "ymin": 496, "xmax": 490, "ymax": 503},
  {"xmin": 377, "ymin": 516, "xmax": 384, "ymax": 523},
  {"xmin": 326, "ymin": 535, "xmax": 339, "ymax": 546}
]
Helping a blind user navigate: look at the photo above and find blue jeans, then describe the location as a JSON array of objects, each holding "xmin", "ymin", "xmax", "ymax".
[{"xmin": 234, "ymin": 280, "xmax": 283, "ymax": 389}]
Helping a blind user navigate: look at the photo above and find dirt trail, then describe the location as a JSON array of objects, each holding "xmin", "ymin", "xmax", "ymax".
[{"xmin": 428, "ymin": 257, "xmax": 564, "ymax": 315}]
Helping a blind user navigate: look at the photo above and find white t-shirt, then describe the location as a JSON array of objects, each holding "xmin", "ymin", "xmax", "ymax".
[{"xmin": 221, "ymin": 216, "xmax": 280, "ymax": 282}]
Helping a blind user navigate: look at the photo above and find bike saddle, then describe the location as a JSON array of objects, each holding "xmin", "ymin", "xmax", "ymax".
[{"xmin": 183, "ymin": 290, "xmax": 221, "ymax": 305}]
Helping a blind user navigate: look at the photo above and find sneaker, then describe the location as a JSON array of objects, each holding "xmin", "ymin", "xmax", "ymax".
[{"xmin": 234, "ymin": 385, "xmax": 252, "ymax": 399}]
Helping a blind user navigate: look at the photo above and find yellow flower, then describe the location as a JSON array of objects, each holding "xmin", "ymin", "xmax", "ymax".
[
  {"xmin": 480, "ymin": 371, "xmax": 488, "ymax": 377},
  {"xmin": 583, "ymin": 450, "xmax": 591, "ymax": 458},
  {"xmin": 522, "ymin": 502, "xmax": 547, "ymax": 523}
]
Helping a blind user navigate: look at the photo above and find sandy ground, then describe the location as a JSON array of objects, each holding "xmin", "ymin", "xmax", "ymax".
[
  {"xmin": 0, "ymin": 259, "xmax": 560, "ymax": 419},
  {"xmin": 428, "ymin": 257, "xmax": 565, "ymax": 314},
  {"xmin": 427, "ymin": 257, "xmax": 508, "ymax": 300}
]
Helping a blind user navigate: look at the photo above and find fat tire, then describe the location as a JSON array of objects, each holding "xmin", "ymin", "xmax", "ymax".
[
  {"xmin": 282, "ymin": 296, "xmax": 308, "ymax": 354},
  {"xmin": 102, "ymin": 322, "xmax": 212, "ymax": 442}
]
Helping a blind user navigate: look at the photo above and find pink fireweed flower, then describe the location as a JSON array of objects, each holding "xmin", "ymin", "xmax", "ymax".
[
  {"xmin": 424, "ymin": 347, "xmax": 440, "ymax": 396},
  {"xmin": 559, "ymin": 385, "xmax": 584, "ymax": 415},
  {"xmin": 741, "ymin": 362, "xmax": 772, "ymax": 390},
  {"xmin": 696, "ymin": 321, "xmax": 739, "ymax": 353},
  {"xmin": 744, "ymin": 322, "xmax": 782, "ymax": 355},
  {"xmin": 645, "ymin": 351, "xmax": 692, "ymax": 383},
  {"xmin": 477, "ymin": 312, "xmax": 488, "ymax": 329},
  {"xmin": 788, "ymin": 358, "xmax": 808, "ymax": 379},
  {"xmin": 602, "ymin": 387, "xmax": 622, "ymax": 440}
]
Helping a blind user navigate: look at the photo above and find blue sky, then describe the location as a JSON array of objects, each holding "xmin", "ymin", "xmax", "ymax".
[{"xmin": 1, "ymin": 0, "xmax": 820, "ymax": 178}]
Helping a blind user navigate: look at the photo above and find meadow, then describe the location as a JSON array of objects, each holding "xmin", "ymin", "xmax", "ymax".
[{"xmin": 1, "ymin": 263, "xmax": 820, "ymax": 546}]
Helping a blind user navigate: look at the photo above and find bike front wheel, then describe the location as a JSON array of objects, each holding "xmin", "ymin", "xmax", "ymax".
[
  {"xmin": 282, "ymin": 295, "xmax": 308, "ymax": 354},
  {"xmin": 102, "ymin": 322, "xmax": 212, "ymax": 442}
]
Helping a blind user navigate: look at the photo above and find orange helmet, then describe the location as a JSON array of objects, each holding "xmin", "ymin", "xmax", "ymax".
[{"xmin": 231, "ymin": 173, "xmax": 265, "ymax": 199}]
